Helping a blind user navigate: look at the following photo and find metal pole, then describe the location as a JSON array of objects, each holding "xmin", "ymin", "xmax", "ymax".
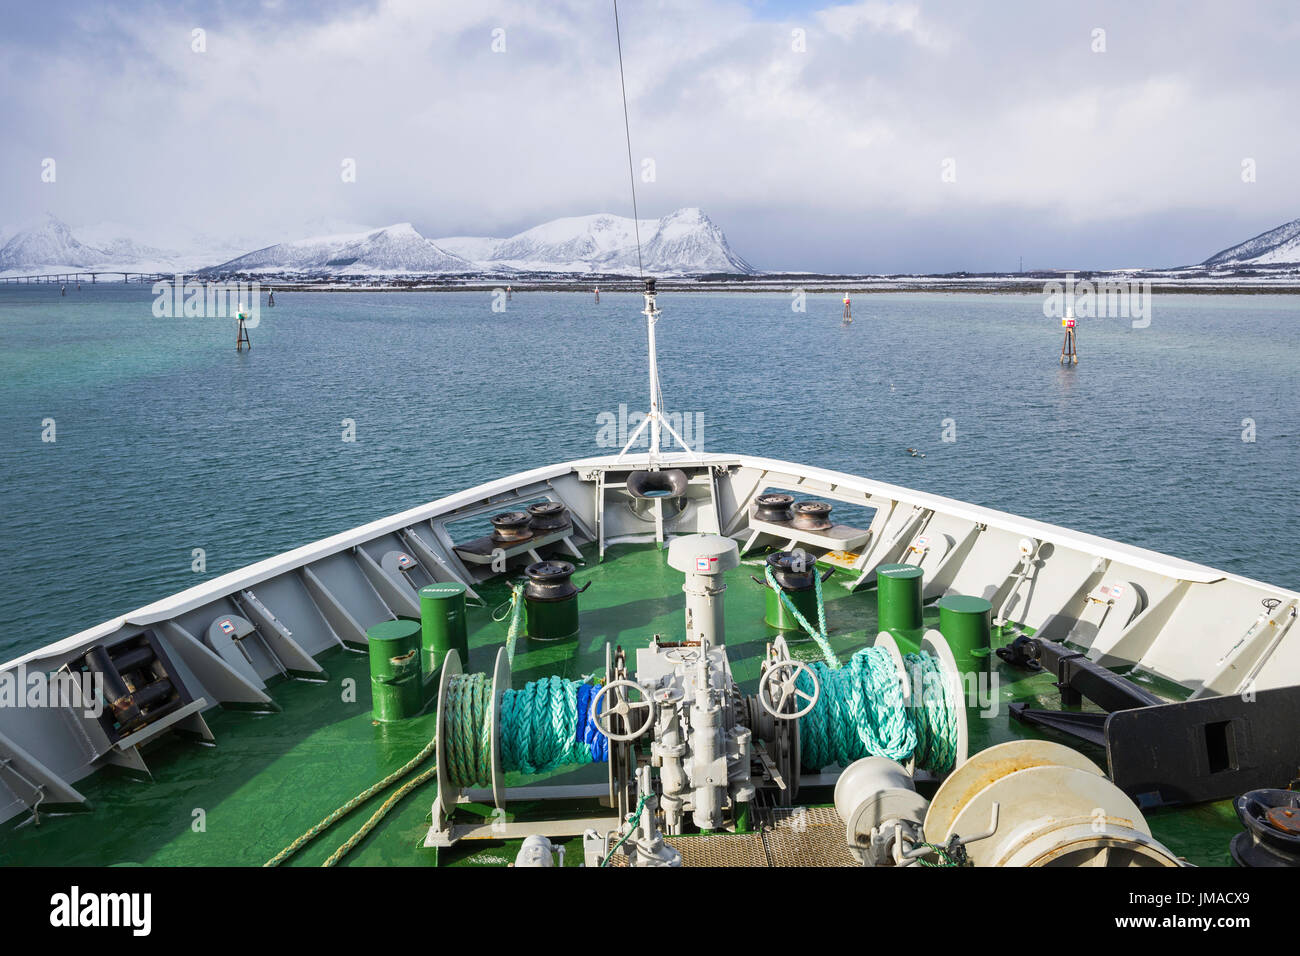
[{"xmin": 644, "ymin": 281, "xmax": 661, "ymax": 459}]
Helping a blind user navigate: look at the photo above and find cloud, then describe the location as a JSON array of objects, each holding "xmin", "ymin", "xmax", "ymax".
[
  {"xmin": 815, "ymin": 1, "xmax": 950, "ymax": 50},
  {"xmin": 0, "ymin": 0, "xmax": 1297, "ymax": 272}
]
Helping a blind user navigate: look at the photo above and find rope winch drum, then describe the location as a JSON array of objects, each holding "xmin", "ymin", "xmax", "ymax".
[
  {"xmin": 922, "ymin": 740, "xmax": 1182, "ymax": 867},
  {"xmin": 434, "ymin": 644, "xmax": 612, "ymax": 823},
  {"xmin": 795, "ymin": 630, "xmax": 969, "ymax": 776},
  {"xmin": 435, "ymin": 647, "xmax": 510, "ymax": 816}
]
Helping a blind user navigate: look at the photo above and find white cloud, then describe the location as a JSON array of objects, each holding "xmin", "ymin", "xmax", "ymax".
[
  {"xmin": 0, "ymin": 0, "xmax": 1296, "ymax": 271},
  {"xmin": 815, "ymin": 1, "xmax": 950, "ymax": 50}
]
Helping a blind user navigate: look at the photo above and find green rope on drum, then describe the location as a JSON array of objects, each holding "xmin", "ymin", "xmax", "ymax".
[
  {"xmin": 445, "ymin": 672, "xmax": 599, "ymax": 787},
  {"xmin": 446, "ymin": 672, "xmax": 494, "ymax": 788},
  {"xmin": 796, "ymin": 646, "xmax": 957, "ymax": 774},
  {"xmin": 904, "ymin": 651, "xmax": 958, "ymax": 775}
]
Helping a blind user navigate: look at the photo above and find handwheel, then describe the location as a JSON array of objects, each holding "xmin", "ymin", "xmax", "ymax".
[
  {"xmin": 590, "ymin": 679, "xmax": 654, "ymax": 742},
  {"xmin": 759, "ymin": 659, "xmax": 819, "ymax": 720}
]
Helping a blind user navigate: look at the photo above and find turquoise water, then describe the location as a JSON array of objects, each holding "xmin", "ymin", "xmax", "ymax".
[{"xmin": 0, "ymin": 286, "xmax": 1296, "ymax": 660}]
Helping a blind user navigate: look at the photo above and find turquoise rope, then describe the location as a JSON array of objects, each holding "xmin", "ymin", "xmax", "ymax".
[
  {"xmin": 796, "ymin": 646, "xmax": 957, "ymax": 773},
  {"xmin": 501, "ymin": 676, "xmax": 594, "ymax": 774},
  {"xmin": 796, "ymin": 646, "xmax": 915, "ymax": 768},
  {"xmin": 904, "ymin": 651, "xmax": 958, "ymax": 775},
  {"xmin": 764, "ymin": 562, "xmax": 839, "ymax": 670},
  {"xmin": 448, "ymin": 673, "xmax": 597, "ymax": 783},
  {"xmin": 492, "ymin": 583, "xmax": 526, "ymax": 666}
]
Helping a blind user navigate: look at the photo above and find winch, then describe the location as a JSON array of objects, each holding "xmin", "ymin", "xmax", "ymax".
[
  {"xmin": 834, "ymin": 741, "xmax": 1183, "ymax": 867},
  {"xmin": 427, "ymin": 533, "xmax": 817, "ymax": 858},
  {"xmin": 522, "ymin": 560, "xmax": 589, "ymax": 641},
  {"xmin": 1230, "ymin": 788, "xmax": 1300, "ymax": 866},
  {"xmin": 758, "ymin": 549, "xmax": 833, "ymax": 632},
  {"xmin": 604, "ymin": 640, "xmax": 755, "ymax": 832},
  {"xmin": 420, "ymin": 532, "xmax": 1175, "ymax": 869}
]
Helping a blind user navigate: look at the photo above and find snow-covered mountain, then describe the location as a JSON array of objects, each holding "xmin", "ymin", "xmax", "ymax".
[
  {"xmin": 0, "ymin": 215, "xmax": 106, "ymax": 272},
  {"xmin": 208, "ymin": 223, "xmax": 473, "ymax": 274},
  {"xmin": 0, "ymin": 214, "xmax": 243, "ymax": 274},
  {"xmin": 71, "ymin": 221, "xmax": 176, "ymax": 264},
  {"xmin": 437, "ymin": 207, "xmax": 753, "ymax": 275},
  {"xmin": 0, "ymin": 207, "xmax": 753, "ymax": 277},
  {"xmin": 1203, "ymin": 217, "xmax": 1300, "ymax": 266},
  {"xmin": 640, "ymin": 207, "xmax": 753, "ymax": 275}
]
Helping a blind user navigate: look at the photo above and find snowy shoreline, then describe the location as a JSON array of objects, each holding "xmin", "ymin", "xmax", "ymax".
[{"xmin": 157, "ymin": 275, "xmax": 1300, "ymax": 295}]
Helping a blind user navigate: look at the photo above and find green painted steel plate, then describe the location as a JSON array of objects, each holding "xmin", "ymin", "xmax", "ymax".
[
  {"xmin": 937, "ymin": 595, "xmax": 993, "ymax": 613},
  {"xmin": 876, "ymin": 563, "xmax": 923, "ymax": 579}
]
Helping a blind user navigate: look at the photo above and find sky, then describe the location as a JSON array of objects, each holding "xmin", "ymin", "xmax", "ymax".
[{"xmin": 1, "ymin": 0, "xmax": 1298, "ymax": 272}]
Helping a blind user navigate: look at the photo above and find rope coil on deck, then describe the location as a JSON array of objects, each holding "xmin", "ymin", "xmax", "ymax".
[
  {"xmin": 446, "ymin": 672, "xmax": 607, "ymax": 790},
  {"xmin": 796, "ymin": 646, "xmax": 958, "ymax": 773},
  {"xmin": 772, "ymin": 560, "xmax": 959, "ymax": 775}
]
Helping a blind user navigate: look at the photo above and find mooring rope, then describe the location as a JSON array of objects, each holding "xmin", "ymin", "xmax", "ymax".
[
  {"xmin": 762, "ymin": 556, "xmax": 958, "ymax": 774},
  {"xmin": 264, "ymin": 736, "xmax": 436, "ymax": 867},
  {"xmin": 904, "ymin": 651, "xmax": 959, "ymax": 775},
  {"xmin": 601, "ymin": 792, "xmax": 650, "ymax": 867},
  {"xmin": 763, "ymin": 562, "xmax": 840, "ymax": 670},
  {"xmin": 492, "ymin": 583, "xmax": 526, "ymax": 665},
  {"xmin": 322, "ymin": 763, "xmax": 439, "ymax": 867},
  {"xmin": 446, "ymin": 672, "xmax": 494, "ymax": 787},
  {"xmin": 796, "ymin": 646, "xmax": 957, "ymax": 773},
  {"xmin": 446, "ymin": 672, "xmax": 607, "ymax": 789}
]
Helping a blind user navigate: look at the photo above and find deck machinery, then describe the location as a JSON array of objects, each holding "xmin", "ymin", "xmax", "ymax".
[{"xmin": 426, "ymin": 532, "xmax": 1183, "ymax": 869}]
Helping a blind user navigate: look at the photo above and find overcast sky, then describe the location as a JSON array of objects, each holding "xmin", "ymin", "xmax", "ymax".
[{"xmin": 2, "ymin": 0, "xmax": 1297, "ymax": 272}]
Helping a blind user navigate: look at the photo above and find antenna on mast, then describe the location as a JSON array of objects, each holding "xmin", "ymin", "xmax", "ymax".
[
  {"xmin": 617, "ymin": 277, "xmax": 694, "ymax": 462},
  {"xmin": 611, "ymin": 2, "xmax": 693, "ymax": 465}
]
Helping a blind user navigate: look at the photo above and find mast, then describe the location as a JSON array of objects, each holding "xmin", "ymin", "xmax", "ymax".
[
  {"xmin": 617, "ymin": 277, "xmax": 693, "ymax": 463},
  {"xmin": 644, "ymin": 278, "xmax": 661, "ymax": 458},
  {"xmin": 610, "ymin": 2, "xmax": 691, "ymax": 465}
]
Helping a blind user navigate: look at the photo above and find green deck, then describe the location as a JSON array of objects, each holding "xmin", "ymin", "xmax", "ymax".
[{"xmin": 1, "ymin": 542, "xmax": 1241, "ymax": 867}]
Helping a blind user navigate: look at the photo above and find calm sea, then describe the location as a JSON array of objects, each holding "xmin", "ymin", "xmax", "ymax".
[{"xmin": 0, "ymin": 285, "xmax": 1295, "ymax": 660}]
